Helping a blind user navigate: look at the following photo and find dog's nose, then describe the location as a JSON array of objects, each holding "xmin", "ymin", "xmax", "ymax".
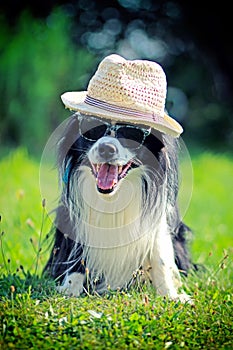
[{"xmin": 98, "ymin": 142, "xmax": 117, "ymax": 159}]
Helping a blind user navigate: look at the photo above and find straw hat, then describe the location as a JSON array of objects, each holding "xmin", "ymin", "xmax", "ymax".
[{"xmin": 61, "ymin": 54, "xmax": 183, "ymax": 137}]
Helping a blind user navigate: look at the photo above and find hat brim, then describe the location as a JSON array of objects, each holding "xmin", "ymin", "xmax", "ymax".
[{"xmin": 61, "ymin": 91, "xmax": 183, "ymax": 138}]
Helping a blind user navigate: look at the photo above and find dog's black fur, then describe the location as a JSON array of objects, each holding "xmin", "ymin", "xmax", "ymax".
[{"xmin": 44, "ymin": 113, "xmax": 197, "ymax": 296}]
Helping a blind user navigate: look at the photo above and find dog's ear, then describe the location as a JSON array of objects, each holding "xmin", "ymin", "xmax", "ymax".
[
  {"xmin": 57, "ymin": 114, "xmax": 79, "ymax": 168},
  {"xmin": 162, "ymin": 136, "xmax": 179, "ymax": 207},
  {"xmin": 55, "ymin": 113, "xmax": 80, "ymax": 187}
]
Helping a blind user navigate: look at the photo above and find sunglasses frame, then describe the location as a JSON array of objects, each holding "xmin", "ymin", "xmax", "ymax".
[{"xmin": 77, "ymin": 115, "xmax": 151, "ymax": 149}]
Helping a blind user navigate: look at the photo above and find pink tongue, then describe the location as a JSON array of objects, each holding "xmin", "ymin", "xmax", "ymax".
[{"xmin": 97, "ymin": 164, "xmax": 118, "ymax": 190}]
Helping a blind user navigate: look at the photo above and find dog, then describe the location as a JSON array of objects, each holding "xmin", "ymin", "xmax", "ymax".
[{"xmin": 44, "ymin": 54, "xmax": 196, "ymax": 302}]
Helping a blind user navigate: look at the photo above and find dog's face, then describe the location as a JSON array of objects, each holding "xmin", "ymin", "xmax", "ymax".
[
  {"xmin": 61, "ymin": 113, "xmax": 167, "ymax": 196},
  {"xmin": 75, "ymin": 114, "xmax": 166, "ymax": 194}
]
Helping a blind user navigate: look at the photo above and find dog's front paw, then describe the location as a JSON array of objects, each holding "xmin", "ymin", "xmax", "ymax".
[
  {"xmin": 159, "ymin": 288, "xmax": 193, "ymax": 304},
  {"xmin": 172, "ymin": 292, "xmax": 193, "ymax": 304},
  {"xmin": 57, "ymin": 272, "xmax": 85, "ymax": 297}
]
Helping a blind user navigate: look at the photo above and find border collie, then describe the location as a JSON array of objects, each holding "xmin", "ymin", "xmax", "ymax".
[{"xmin": 44, "ymin": 113, "xmax": 195, "ymax": 302}]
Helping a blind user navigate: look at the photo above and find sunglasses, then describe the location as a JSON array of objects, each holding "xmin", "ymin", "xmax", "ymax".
[{"xmin": 78, "ymin": 115, "xmax": 151, "ymax": 149}]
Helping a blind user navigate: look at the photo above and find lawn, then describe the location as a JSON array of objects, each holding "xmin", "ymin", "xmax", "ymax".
[{"xmin": 0, "ymin": 147, "xmax": 232, "ymax": 349}]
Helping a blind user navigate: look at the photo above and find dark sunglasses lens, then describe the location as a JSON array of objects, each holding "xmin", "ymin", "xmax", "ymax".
[
  {"xmin": 80, "ymin": 118, "xmax": 107, "ymax": 140},
  {"xmin": 117, "ymin": 126, "xmax": 145, "ymax": 148}
]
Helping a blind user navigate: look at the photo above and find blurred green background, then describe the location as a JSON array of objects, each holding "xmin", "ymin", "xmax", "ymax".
[{"xmin": 0, "ymin": 0, "xmax": 233, "ymax": 156}]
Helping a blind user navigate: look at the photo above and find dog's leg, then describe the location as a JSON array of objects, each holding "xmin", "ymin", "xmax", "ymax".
[
  {"xmin": 148, "ymin": 222, "xmax": 192, "ymax": 303},
  {"xmin": 57, "ymin": 272, "xmax": 85, "ymax": 297}
]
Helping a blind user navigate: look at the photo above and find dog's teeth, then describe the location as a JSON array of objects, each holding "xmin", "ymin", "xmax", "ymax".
[
  {"xmin": 118, "ymin": 166, "xmax": 123, "ymax": 174},
  {"xmin": 96, "ymin": 164, "xmax": 100, "ymax": 172}
]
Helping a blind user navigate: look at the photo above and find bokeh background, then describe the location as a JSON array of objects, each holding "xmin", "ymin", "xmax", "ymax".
[{"xmin": 1, "ymin": 0, "xmax": 233, "ymax": 156}]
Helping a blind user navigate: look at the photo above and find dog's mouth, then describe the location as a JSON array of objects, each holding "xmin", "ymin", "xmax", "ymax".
[{"xmin": 91, "ymin": 161, "xmax": 133, "ymax": 194}]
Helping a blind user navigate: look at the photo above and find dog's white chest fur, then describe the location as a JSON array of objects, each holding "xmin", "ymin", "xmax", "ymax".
[{"xmin": 72, "ymin": 166, "xmax": 153, "ymax": 291}]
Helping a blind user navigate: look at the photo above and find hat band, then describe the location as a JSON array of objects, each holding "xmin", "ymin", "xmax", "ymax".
[{"xmin": 84, "ymin": 95, "xmax": 162, "ymax": 122}]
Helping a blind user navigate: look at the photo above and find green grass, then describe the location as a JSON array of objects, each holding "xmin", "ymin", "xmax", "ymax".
[
  {"xmin": 0, "ymin": 149, "xmax": 52, "ymax": 273},
  {"xmin": 0, "ymin": 148, "xmax": 233, "ymax": 349}
]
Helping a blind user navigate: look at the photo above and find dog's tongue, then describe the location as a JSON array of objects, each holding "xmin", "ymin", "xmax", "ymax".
[{"xmin": 97, "ymin": 164, "xmax": 118, "ymax": 190}]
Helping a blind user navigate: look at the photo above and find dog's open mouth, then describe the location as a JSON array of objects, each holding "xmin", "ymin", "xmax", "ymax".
[{"xmin": 91, "ymin": 162, "xmax": 133, "ymax": 194}]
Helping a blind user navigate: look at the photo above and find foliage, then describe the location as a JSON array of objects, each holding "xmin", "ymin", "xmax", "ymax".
[
  {"xmin": 0, "ymin": 148, "xmax": 232, "ymax": 348},
  {"xmin": 0, "ymin": 9, "xmax": 95, "ymax": 155},
  {"xmin": 0, "ymin": 149, "xmax": 53, "ymax": 273}
]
